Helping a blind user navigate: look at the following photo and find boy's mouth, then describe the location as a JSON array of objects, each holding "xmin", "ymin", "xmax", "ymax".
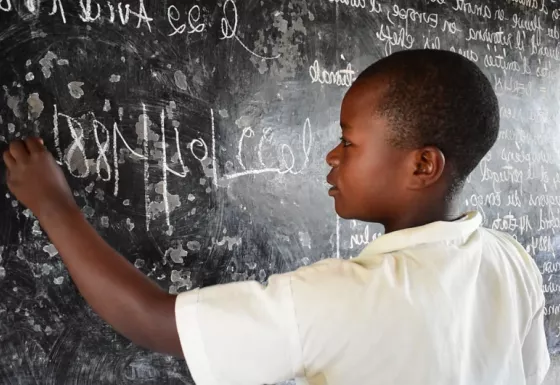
[
  {"xmin": 326, "ymin": 175, "xmax": 339, "ymax": 195},
  {"xmin": 328, "ymin": 186, "xmax": 339, "ymax": 196}
]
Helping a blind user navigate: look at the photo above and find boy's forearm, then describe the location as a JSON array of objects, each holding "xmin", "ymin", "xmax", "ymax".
[{"xmin": 38, "ymin": 205, "xmax": 182, "ymax": 356}]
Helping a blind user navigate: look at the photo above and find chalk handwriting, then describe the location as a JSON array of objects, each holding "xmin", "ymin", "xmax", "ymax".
[
  {"xmin": 494, "ymin": 8, "xmax": 508, "ymax": 21},
  {"xmin": 538, "ymin": 209, "xmax": 560, "ymax": 233},
  {"xmin": 543, "ymin": 279, "xmax": 560, "ymax": 294},
  {"xmin": 529, "ymin": 194, "xmax": 560, "ymax": 207},
  {"xmin": 167, "ymin": 4, "xmax": 205, "ymax": 36},
  {"xmin": 506, "ymin": 189, "xmax": 522, "ymax": 207},
  {"xmin": 309, "ymin": 60, "xmax": 356, "ymax": 87},
  {"xmin": 376, "ymin": 24, "xmax": 415, "ymax": 56},
  {"xmin": 510, "ymin": 0, "xmax": 539, "ymax": 12},
  {"xmin": 348, "ymin": 224, "xmax": 381, "ymax": 249},
  {"xmin": 441, "ymin": 20, "xmax": 461, "ymax": 34},
  {"xmin": 545, "ymin": 304, "xmax": 560, "ymax": 316},
  {"xmin": 49, "ymin": 0, "xmax": 66, "ymax": 23},
  {"xmin": 468, "ymin": 192, "xmax": 502, "ymax": 208},
  {"xmin": 449, "ymin": 46, "xmax": 479, "ymax": 62},
  {"xmin": 78, "ymin": 0, "xmax": 153, "ymax": 31},
  {"xmin": 484, "ymin": 49, "xmax": 521, "ymax": 72},
  {"xmin": 466, "ymin": 28, "xmax": 513, "ymax": 49},
  {"xmin": 501, "ymin": 147, "xmax": 553, "ymax": 165},
  {"xmin": 423, "ymin": 35, "xmax": 441, "ymax": 49},
  {"xmin": 217, "ymin": 116, "xmax": 313, "ymax": 181},
  {"xmin": 480, "ymin": 160, "xmax": 523, "ymax": 192},
  {"xmin": 493, "ymin": 74, "xmax": 532, "ymax": 96},
  {"xmin": 527, "ymin": 235, "xmax": 555, "ymax": 255},
  {"xmin": 220, "ymin": 0, "xmax": 280, "ymax": 60},
  {"xmin": 0, "ymin": 0, "xmax": 11, "ymax": 11},
  {"xmin": 512, "ymin": 13, "xmax": 543, "ymax": 33},
  {"xmin": 542, "ymin": 261, "xmax": 560, "ymax": 274},
  {"xmin": 370, "ymin": 0, "xmax": 381, "ymax": 13},
  {"xmin": 388, "ymin": 4, "xmax": 439, "ymax": 31},
  {"xmin": 491, "ymin": 213, "xmax": 533, "ymax": 235},
  {"xmin": 452, "ymin": 0, "xmax": 492, "ymax": 19},
  {"xmin": 328, "ymin": 0, "xmax": 367, "ymax": 9}
]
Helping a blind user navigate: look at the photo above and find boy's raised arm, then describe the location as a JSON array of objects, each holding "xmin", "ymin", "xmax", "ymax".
[{"xmin": 3, "ymin": 138, "xmax": 183, "ymax": 357}]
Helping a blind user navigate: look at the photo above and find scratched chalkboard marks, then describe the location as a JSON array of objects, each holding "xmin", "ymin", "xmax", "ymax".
[{"xmin": 0, "ymin": 0, "xmax": 560, "ymax": 384}]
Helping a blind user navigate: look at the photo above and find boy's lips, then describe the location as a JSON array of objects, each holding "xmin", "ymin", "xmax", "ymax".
[
  {"xmin": 326, "ymin": 175, "xmax": 339, "ymax": 195},
  {"xmin": 328, "ymin": 186, "xmax": 339, "ymax": 196}
]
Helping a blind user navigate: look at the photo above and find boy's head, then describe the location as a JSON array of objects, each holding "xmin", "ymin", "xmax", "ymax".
[{"xmin": 326, "ymin": 49, "xmax": 499, "ymax": 230}]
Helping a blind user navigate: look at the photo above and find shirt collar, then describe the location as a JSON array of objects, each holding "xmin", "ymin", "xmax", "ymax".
[{"xmin": 358, "ymin": 211, "xmax": 482, "ymax": 256}]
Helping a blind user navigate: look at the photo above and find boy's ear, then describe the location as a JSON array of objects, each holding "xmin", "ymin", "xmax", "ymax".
[{"xmin": 407, "ymin": 146, "xmax": 445, "ymax": 189}]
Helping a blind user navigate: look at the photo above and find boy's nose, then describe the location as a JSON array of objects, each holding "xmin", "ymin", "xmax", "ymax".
[{"xmin": 326, "ymin": 146, "xmax": 340, "ymax": 168}]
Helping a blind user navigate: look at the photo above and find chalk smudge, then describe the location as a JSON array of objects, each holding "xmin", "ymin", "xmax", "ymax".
[
  {"xmin": 169, "ymin": 270, "xmax": 192, "ymax": 294},
  {"xmin": 68, "ymin": 81, "xmax": 85, "ymax": 99},
  {"xmin": 27, "ymin": 92, "xmax": 44, "ymax": 119},
  {"xmin": 166, "ymin": 244, "xmax": 188, "ymax": 264},
  {"xmin": 126, "ymin": 218, "xmax": 135, "ymax": 231},
  {"xmin": 43, "ymin": 243, "xmax": 58, "ymax": 257},
  {"xmin": 39, "ymin": 51, "xmax": 58, "ymax": 78},
  {"xmin": 101, "ymin": 216, "xmax": 109, "ymax": 228},
  {"xmin": 186, "ymin": 241, "xmax": 201, "ymax": 251},
  {"xmin": 174, "ymin": 70, "xmax": 188, "ymax": 91}
]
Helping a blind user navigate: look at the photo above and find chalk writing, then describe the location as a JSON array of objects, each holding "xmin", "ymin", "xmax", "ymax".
[
  {"xmin": 388, "ymin": 4, "xmax": 439, "ymax": 30},
  {"xmin": 376, "ymin": 24, "xmax": 415, "ymax": 56},
  {"xmin": 527, "ymin": 235, "xmax": 555, "ymax": 255},
  {"xmin": 493, "ymin": 74, "xmax": 532, "ymax": 96},
  {"xmin": 220, "ymin": 0, "xmax": 280, "ymax": 60},
  {"xmin": 217, "ymin": 116, "xmax": 313, "ymax": 181},
  {"xmin": 328, "ymin": 0, "xmax": 367, "ymax": 9},
  {"xmin": 309, "ymin": 60, "xmax": 356, "ymax": 87},
  {"xmin": 512, "ymin": 13, "xmax": 543, "ymax": 33},
  {"xmin": 452, "ymin": 0, "xmax": 492, "ymax": 19},
  {"xmin": 348, "ymin": 224, "xmax": 381, "ymax": 249},
  {"xmin": 0, "ymin": 0, "xmax": 11, "ymax": 11},
  {"xmin": 167, "ymin": 4, "xmax": 205, "ymax": 36},
  {"xmin": 491, "ymin": 213, "xmax": 533, "ymax": 235},
  {"xmin": 49, "ymin": 0, "xmax": 66, "ymax": 23},
  {"xmin": 542, "ymin": 261, "xmax": 560, "ymax": 274},
  {"xmin": 484, "ymin": 49, "xmax": 521, "ymax": 72},
  {"xmin": 78, "ymin": 0, "xmax": 153, "ymax": 31},
  {"xmin": 466, "ymin": 28, "xmax": 513, "ymax": 49},
  {"xmin": 538, "ymin": 209, "xmax": 560, "ymax": 232}
]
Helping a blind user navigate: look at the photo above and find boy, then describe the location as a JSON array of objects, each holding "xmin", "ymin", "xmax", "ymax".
[{"xmin": 3, "ymin": 49, "xmax": 550, "ymax": 385}]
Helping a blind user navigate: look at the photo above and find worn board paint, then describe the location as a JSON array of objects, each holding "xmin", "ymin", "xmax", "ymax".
[{"xmin": 0, "ymin": 0, "xmax": 559, "ymax": 383}]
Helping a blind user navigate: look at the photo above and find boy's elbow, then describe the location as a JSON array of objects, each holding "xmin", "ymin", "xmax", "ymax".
[{"xmin": 129, "ymin": 292, "xmax": 184, "ymax": 358}]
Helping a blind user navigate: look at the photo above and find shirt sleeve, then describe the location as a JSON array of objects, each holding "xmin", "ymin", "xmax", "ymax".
[
  {"xmin": 175, "ymin": 273, "xmax": 304, "ymax": 385},
  {"xmin": 522, "ymin": 297, "xmax": 550, "ymax": 385}
]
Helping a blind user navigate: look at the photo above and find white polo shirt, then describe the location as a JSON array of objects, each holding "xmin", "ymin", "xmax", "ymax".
[{"xmin": 175, "ymin": 212, "xmax": 550, "ymax": 385}]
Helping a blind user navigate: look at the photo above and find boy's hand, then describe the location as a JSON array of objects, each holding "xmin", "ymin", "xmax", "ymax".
[{"xmin": 3, "ymin": 138, "xmax": 77, "ymax": 219}]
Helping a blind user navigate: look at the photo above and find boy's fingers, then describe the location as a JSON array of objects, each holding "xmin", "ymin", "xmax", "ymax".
[
  {"xmin": 8, "ymin": 141, "xmax": 28, "ymax": 161},
  {"xmin": 24, "ymin": 137, "xmax": 45, "ymax": 153},
  {"xmin": 3, "ymin": 150, "xmax": 16, "ymax": 169}
]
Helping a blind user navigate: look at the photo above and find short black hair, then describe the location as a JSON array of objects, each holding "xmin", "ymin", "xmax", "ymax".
[{"xmin": 357, "ymin": 49, "xmax": 499, "ymax": 195}]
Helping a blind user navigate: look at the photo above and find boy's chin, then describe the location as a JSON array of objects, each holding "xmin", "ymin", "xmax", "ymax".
[{"xmin": 333, "ymin": 202, "xmax": 355, "ymax": 220}]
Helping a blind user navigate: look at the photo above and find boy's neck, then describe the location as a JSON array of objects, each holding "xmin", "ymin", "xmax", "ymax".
[{"xmin": 383, "ymin": 199, "xmax": 460, "ymax": 234}]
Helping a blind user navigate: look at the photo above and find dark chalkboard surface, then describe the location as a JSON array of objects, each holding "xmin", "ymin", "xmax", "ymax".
[{"xmin": 0, "ymin": 0, "xmax": 559, "ymax": 383}]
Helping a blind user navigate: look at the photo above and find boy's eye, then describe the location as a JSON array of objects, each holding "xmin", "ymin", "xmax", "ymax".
[{"xmin": 340, "ymin": 137, "xmax": 351, "ymax": 147}]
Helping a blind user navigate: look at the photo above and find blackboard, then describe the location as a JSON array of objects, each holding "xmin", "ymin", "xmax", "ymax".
[{"xmin": 0, "ymin": 0, "xmax": 559, "ymax": 383}]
